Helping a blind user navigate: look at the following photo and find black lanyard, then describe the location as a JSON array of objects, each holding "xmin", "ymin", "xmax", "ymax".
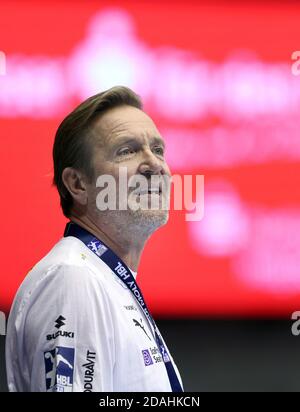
[{"xmin": 64, "ymin": 221, "xmax": 183, "ymax": 392}]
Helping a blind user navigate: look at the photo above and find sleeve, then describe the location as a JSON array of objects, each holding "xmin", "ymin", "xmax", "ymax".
[{"xmin": 23, "ymin": 264, "xmax": 115, "ymax": 392}]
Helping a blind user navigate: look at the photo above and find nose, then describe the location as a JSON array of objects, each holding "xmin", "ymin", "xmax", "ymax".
[{"xmin": 138, "ymin": 148, "xmax": 166, "ymax": 176}]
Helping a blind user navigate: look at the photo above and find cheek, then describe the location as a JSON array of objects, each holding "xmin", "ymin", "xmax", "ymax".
[
  {"xmin": 93, "ymin": 162, "xmax": 120, "ymax": 187},
  {"xmin": 93, "ymin": 160, "xmax": 113, "ymax": 177},
  {"xmin": 115, "ymin": 163, "xmax": 138, "ymax": 182},
  {"xmin": 86, "ymin": 182, "xmax": 98, "ymax": 203},
  {"xmin": 163, "ymin": 162, "xmax": 172, "ymax": 176}
]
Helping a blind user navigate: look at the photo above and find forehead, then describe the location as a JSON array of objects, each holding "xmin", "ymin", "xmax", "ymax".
[{"xmin": 93, "ymin": 105, "xmax": 161, "ymax": 144}]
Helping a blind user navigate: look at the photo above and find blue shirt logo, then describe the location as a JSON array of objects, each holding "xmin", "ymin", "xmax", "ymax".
[
  {"xmin": 44, "ymin": 346, "xmax": 75, "ymax": 392},
  {"xmin": 142, "ymin": 349, "xmax": 154, "ymax": 366}
]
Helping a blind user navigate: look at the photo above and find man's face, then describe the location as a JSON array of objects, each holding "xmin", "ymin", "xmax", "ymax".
[{"xmin": 86, "ymin": 105, "xmax": 171, "ymax": 232}]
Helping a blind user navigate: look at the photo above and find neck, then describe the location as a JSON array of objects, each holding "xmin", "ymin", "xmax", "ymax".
[{"xmin": 69, "ymin": 213, "xmax": 149, "ymax": 272}]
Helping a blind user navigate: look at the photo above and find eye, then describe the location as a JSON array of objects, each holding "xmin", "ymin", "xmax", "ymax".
[
  {"xmin": 117, "ymin": 147, "xmax": 135, "ymax": 157},
  {"xmin": 153, "ymin": 146, "xmax": 165, "ymax": 156}
]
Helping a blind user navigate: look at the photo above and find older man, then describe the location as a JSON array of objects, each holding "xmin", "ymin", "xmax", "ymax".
[{"xmin": 6, "ymin": 86, "xmax": 183, "ymax": 392}]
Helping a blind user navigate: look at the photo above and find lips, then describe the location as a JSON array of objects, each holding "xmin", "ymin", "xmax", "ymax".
[{"xmin": 138, "ymin": 188, "xmax": 161, "ymax": 195}]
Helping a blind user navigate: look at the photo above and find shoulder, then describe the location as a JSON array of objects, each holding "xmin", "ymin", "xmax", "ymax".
[
  {"xmin": 18, "ymin": 235, "xmax": 109, "ymax": 296},
  {"xmin": 7, "ymin": 260, "xmax": 114, "ymax": 342},
  {"xmin": 18, "ymin": 261, "xmax": 107, "ymax": 309},
  {"xmin": 9, "ymin": 237, "xmax": 112, "ymax": 327}
]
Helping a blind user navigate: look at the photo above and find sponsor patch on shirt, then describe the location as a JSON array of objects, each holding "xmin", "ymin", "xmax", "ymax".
[
  {"xmin": 142, "ymin": 349, "xmax": 153, "ymax": 366},
  {"xmin": 123, "ymin": 305, "xmax": 138, "ymax": 312},
  {"xmin": 44, "ymin": 346, "xmax": 74, "ymax": 392},
  {"xmin": 82, "ymin": 350, "xmax": 96, "ymax": 392},
  {"xmin": 46, "ymin": 316, "xmax": 74, "ymax": 341}
]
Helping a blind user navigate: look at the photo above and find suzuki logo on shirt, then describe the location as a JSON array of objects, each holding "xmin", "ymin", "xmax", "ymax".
[
  {"xmin": 55, "ymin": 315, "xmax": 66, "ymax": 329},
  {"xmin": 46, "ymin": 316, "xmax": 74, "ymax": 341},
  {"xmin": 114, "ymin": 261, "xmax": 130, "ymax": 280},
  {"xmin": 47, "ymin": 330, "xmax": 75, "ymax": 341}
]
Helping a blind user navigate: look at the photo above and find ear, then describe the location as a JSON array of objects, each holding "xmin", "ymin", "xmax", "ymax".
[{"xmin": 62, "ymin": 167, "xmax": 88, "ymax": 206}]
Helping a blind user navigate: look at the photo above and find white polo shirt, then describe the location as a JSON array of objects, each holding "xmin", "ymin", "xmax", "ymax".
[{"xmin": 5, "ymin": 235, "xmax": 183, "ymax": 392}]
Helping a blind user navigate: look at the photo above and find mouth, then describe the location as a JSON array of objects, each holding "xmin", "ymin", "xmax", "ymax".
[{"xmin": 137, "ymin": 187, "xmax": 162, "ymax": 196}]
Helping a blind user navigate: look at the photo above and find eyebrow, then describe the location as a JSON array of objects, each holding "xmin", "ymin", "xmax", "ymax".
[
  {"xmin": 111, "ymin": 136, "xmax": 165, "ymax": 150},
  {"xmin": 152, "ymin": 136, "xmax": 166, "ymax": 149}
]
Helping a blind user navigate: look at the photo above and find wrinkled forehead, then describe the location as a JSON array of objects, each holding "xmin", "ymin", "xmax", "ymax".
[{"xmin": 92, "ymin": 105, "xmax": 162, "ymax": 146}]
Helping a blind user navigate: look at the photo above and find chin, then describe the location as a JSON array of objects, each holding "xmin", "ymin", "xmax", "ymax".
[{"xmin": 133, "ymin": 209, "xmax": 169, "ymax": 231}]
